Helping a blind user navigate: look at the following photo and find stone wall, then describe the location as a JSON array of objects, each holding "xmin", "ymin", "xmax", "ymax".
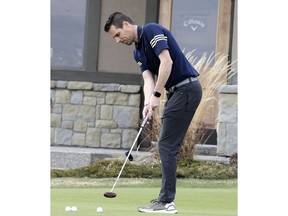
[
  {"xmin": 50, "ymin": 81, "xmax": 141, "ymax": 149},
  {"xmin": 216, "ymin": 85, "xmax": 238, "ymax": 156}
]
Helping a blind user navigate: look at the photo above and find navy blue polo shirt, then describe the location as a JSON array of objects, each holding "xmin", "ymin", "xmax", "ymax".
[{"xmin": 134, "ymin": 23, "xmax": 199, "ymax": 90}]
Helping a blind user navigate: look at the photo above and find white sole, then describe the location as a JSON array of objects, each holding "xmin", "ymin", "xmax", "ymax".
[{"xmin": 138, "ymin": 209, "xmax": 178, "ymax": 214}]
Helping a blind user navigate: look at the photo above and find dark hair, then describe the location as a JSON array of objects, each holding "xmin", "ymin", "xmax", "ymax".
[{"xmin": 104, "ymin": 12, "xmax": 134, "ymax": 32}]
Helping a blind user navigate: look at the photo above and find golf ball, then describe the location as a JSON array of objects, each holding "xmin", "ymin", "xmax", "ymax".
[
  {"xmin": 96, "ymin": 207, "xmax": 103, "ymax": 212},
  {"xmin": 65, "ymin": 206, "xmax": 72, "ymax": 211},
  {"xmin": 71, "ymin": 206, "xmax": 78, "ymax": 212}
]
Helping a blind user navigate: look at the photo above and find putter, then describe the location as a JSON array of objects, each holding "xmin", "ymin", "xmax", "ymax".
[{"xmin": 104, "ymin": 116, "xmax": 149, "ymax": 198}]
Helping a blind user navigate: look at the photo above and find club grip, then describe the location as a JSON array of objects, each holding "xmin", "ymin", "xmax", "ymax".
[{"xmin": 140, "ymin": 116, "xmax": 149, "ymax": 128}]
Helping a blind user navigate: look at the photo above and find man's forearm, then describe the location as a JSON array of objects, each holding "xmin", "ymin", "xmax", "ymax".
[
  {"xmin": 154, "ymin": 62, "xmax": 172, "ymax": 93},
  {"xmin": 144, "ymin": 82, "xmax": 154, "ymax": 105},
  {"xmin": 142, "ymin": 70, "xmax": 155, "ymax": 105},
  {"xmin": 154, "ymin": 49, "xmax": 173, "ymax": 94}
]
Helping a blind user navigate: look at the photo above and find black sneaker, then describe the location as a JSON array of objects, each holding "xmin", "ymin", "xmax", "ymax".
[{"xmin": 138, "ymin": 199, "xmax": 177, "ymax": 214}]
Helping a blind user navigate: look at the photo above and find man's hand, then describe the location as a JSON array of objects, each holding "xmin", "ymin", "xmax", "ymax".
[{"xmin": 142, "ymin": 95, "xmax": 160, "ymax": 119}]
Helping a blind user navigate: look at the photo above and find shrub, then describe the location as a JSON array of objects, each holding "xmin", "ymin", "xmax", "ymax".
[{"xmin": 51, "ymin": 159, "xmax": 237, "ymax": 179}]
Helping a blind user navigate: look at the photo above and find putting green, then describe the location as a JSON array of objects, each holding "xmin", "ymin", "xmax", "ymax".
[{"xmin": 51, "ymin": 186, "xmax": 237, "ymax": 215}]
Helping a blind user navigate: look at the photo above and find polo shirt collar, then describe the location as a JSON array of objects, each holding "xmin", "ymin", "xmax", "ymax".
[{"xmin": 135, "ymin": 25, "xmax": 143, "ymax": 49}]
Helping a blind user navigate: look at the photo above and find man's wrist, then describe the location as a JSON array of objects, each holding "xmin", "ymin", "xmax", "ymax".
[{"xmin": 153, "ymin": 90, "xmax": 161, "ymax": 98}]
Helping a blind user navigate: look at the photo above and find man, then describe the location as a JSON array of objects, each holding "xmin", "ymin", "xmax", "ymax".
[{"xmin": 104, "ymin": 12, "xmax": 202, "ymax": 214}]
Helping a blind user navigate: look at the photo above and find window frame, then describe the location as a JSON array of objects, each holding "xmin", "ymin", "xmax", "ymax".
[{"xmin": 51, "ymin": 0, "xmax": 159, "ymax": 85}]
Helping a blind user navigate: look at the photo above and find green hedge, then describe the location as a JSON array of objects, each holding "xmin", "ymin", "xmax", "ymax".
[{"xmin": 51, "ymin": 159, "xmax": 237, "ymax": 179}]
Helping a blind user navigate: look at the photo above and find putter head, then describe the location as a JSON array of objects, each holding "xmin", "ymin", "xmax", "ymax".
[
  {"xmin": 104, "ymin": 192, "xmax": 117, "ymax": 198},
  {"xmin": 125, "ymin": 151, "xmax": 133, "ymax": 161}
]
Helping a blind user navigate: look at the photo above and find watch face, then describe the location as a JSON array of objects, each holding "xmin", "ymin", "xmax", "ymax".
[{"xmin": 153, "ymin": 91, "xmax": 161, "ymax": 97}]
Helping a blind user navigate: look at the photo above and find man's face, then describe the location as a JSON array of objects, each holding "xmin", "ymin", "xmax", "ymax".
[{"xmin": 108, "ymin": 22, "xmax": 134, "ymax": 46}]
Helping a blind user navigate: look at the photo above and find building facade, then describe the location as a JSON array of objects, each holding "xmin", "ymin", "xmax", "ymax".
[{"xmin": 51, "ymin": 0, "xmax": 237, "ymax": 156}]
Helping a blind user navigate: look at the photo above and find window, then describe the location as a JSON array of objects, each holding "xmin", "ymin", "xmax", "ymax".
[
  {"xmin": 171, "ymin": 0, "xmax": 218, "ymax": 62},
  {"xmin": 51, "ymin": 0, "xmax": 87, "ymax": 70},
  {"xmin": 51, "ymin": 0, "xmax": 159, "ymax": 85}
]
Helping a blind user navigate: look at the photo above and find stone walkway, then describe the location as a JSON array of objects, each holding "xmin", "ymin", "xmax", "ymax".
[{"xmin": 51, "ymin": 145, "xmax": 229, "ymax": 170}]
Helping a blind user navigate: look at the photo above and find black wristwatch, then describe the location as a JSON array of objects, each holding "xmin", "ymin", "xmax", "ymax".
[{"xmin": 153, "ymin": 91, "xmax": 161, "ymax": 98}]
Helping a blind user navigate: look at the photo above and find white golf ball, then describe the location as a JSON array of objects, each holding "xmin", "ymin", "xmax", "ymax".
[
  {"xmin": 65, "ymin": 206, "xmax": 72, "ymax": 211},
  {"xmin": 96, "ymin": 207, "xmax": 103, "ymax": 212},
  {"xmin": 71, "ymin": 206, "xmax": 78, "ymax": 212}
]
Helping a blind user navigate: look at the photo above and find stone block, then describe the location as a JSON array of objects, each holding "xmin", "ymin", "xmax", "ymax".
[
  {"xmin": 95, "ymin": 105, "xmax": 100, "ymax": 119},
  {"xmin": 87, "ymin": 122, "xmax": 95, "ymax": 127},
  {"xmin": 95, "ymin": 120, "xmax": 117, "ymax": 128},
  {"xmin": 50, "ymin": 90, "xmax": 55, "ymax": 105},
  {"xmin": 218, "ymin": 106, "xmax": 237, "ymax": 123},
  {"xmin": 86, "ymin": 128, "xmax": 100, "ymax": 147},
  {"xmin": 195, "ymin": 144, "xmax": 217, "ymax": 156},
  {"xmin": 52, "ymin": 104, "xmax": 62, "ymax": 114},
  {"xmin": 218, "ymin": 93, "xmax": 237, "ymax": 109},
  {"xmin": 55, "ymin": 90, "xmax": 70, "ymax": 104},
  {"xmin": 61, "ymin": 121, "xmax": 74, "ymax": 129},
  {"xmin": 100, "ymin": 105, "xmax": 113, "ymax": 119},
  {"xmin": 51, "ymin": 114, "xmax": 61, "ymax": 127},
  {"xmin": 93, "ymin": 83, "xmax": 120, "ymax": 92},
  {"xmin": 78, "ymin": 105, "xmax": 96, "ymax": 122},
  {"xmin": 110, "ymin": 129, "xmax": 122, "ymax": 133},
  {"xmin": 68, "ymin": 81, "xmax": 93, "ymax": 90},
  {"xmin": 217, "ymin": 123, "xmax": 226, "ymax": 149},
  {"xmin": 83, "ymin": 96, "xmax": 97, "ymax": 106},
  {"xmin": 101, "ymin": 128, "xmax": 110, "ymax": 133},
  {"xmin": 51, "ymin": 81, "xmax": 56, "ymax": 88},
  {"xmin": 54, "ymin": 128, "xmax": 73, "ymax": 145},
  {"xmin": 217, "ymin": 122, "xmax": 237, "ymax": 156},
  {"xmin": 106, "ymin": 93, "xmax": 128, "ymax": 105},
  {"xmin": 97, "ymin": 97, "xmax": 105, "ymax": 104},
  {"xmin": 216, "ymin": 85, "xmax": 238, "ymax": 156},
  {"xmin": 72, "ymin": 133, "xmax": 85, "ymax": 146},
  {"xmin": 122, "ymin": 129, "xmax": 138, "ymax": 149},
  {"xmin": 101, "ymin": 133, "xmax": 121, "ymax": 148},
  {"xmin": 56, "ymin": 80, "xmax": 68, "ymax": 88},
  {"xmin": 226, "ymin": 123, "xmax": 237, "ymax": 155},
  {"xmin": 218, "ymin": 85, "xmax": 237, "ymax": 94},
  {"xmin": 74, "ymin": 120, "xmax": 87, "ymax": 132},
  {"xmin": 84, "ymin": 91, "xmax": 105, "ymax": 97},
  {"xmin": 113, "ymin": 106, "xmax": 139, "ymax": 128},
  {"xmin": 62, "ymin": 105, "xmax": 79, "ymax": 121},
  {"xmin": 128, "ymin": 94, "xmax": 141, "ymax": 107},
  {"xmin": 119, "ymin": 85, "xmax": 141, "ymax": 93},
  {"xmin": 71, "ymin": 91, "xmax": 83, "ymax": 104}
]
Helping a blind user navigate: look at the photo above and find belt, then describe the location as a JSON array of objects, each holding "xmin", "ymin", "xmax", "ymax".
[{"xmin": 168, "ymin": 77, "xmax": 198, "ymax": 93}]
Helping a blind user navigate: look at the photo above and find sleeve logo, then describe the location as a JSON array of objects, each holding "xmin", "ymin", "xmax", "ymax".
[{"xmin": 150, "ymin": 34, "xmax": 167, "ymax": 48}]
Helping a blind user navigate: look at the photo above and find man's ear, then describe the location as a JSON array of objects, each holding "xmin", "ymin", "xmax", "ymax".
[{"xmin": 122, "ymin": 21, "xmax": 130, "ymax": 28}]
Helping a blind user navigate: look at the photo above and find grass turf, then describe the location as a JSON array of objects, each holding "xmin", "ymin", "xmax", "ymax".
[{"xmin": 51, "ymin": 178, "xmax": 237, "ymax": 216}]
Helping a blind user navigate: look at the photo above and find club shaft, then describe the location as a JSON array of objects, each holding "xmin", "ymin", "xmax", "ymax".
[{"xmin": 110, "ymin": 116, "xmax": 148, "ymax": 192}]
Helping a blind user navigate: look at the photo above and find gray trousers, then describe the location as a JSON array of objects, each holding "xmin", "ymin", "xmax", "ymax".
[{"xmin": 158, "ymin": 80, "xmax": 202, "ymax": 203}]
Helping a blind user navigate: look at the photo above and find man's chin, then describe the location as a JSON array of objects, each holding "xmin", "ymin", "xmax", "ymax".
[
  {"xmin": 126, "ymin": 42, "xmax": 133, "ymax": 46},
  {"xmin": 124, "ymin": 41, "xmax": 133, "ymax": 46}
]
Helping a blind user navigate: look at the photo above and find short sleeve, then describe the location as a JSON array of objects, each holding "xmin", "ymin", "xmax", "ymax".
[{"xmin": 145, "ymin": 24, "xmax": 169, "ymax": 56}]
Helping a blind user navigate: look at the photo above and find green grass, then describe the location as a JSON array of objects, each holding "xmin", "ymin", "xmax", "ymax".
[
  {"xmin": 51, "ymin": 159, "xmax": 237, "ymax": 179},
  {"xmin": 51, "ymin": 178, "xmax": 237, "ymax": 216}
]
